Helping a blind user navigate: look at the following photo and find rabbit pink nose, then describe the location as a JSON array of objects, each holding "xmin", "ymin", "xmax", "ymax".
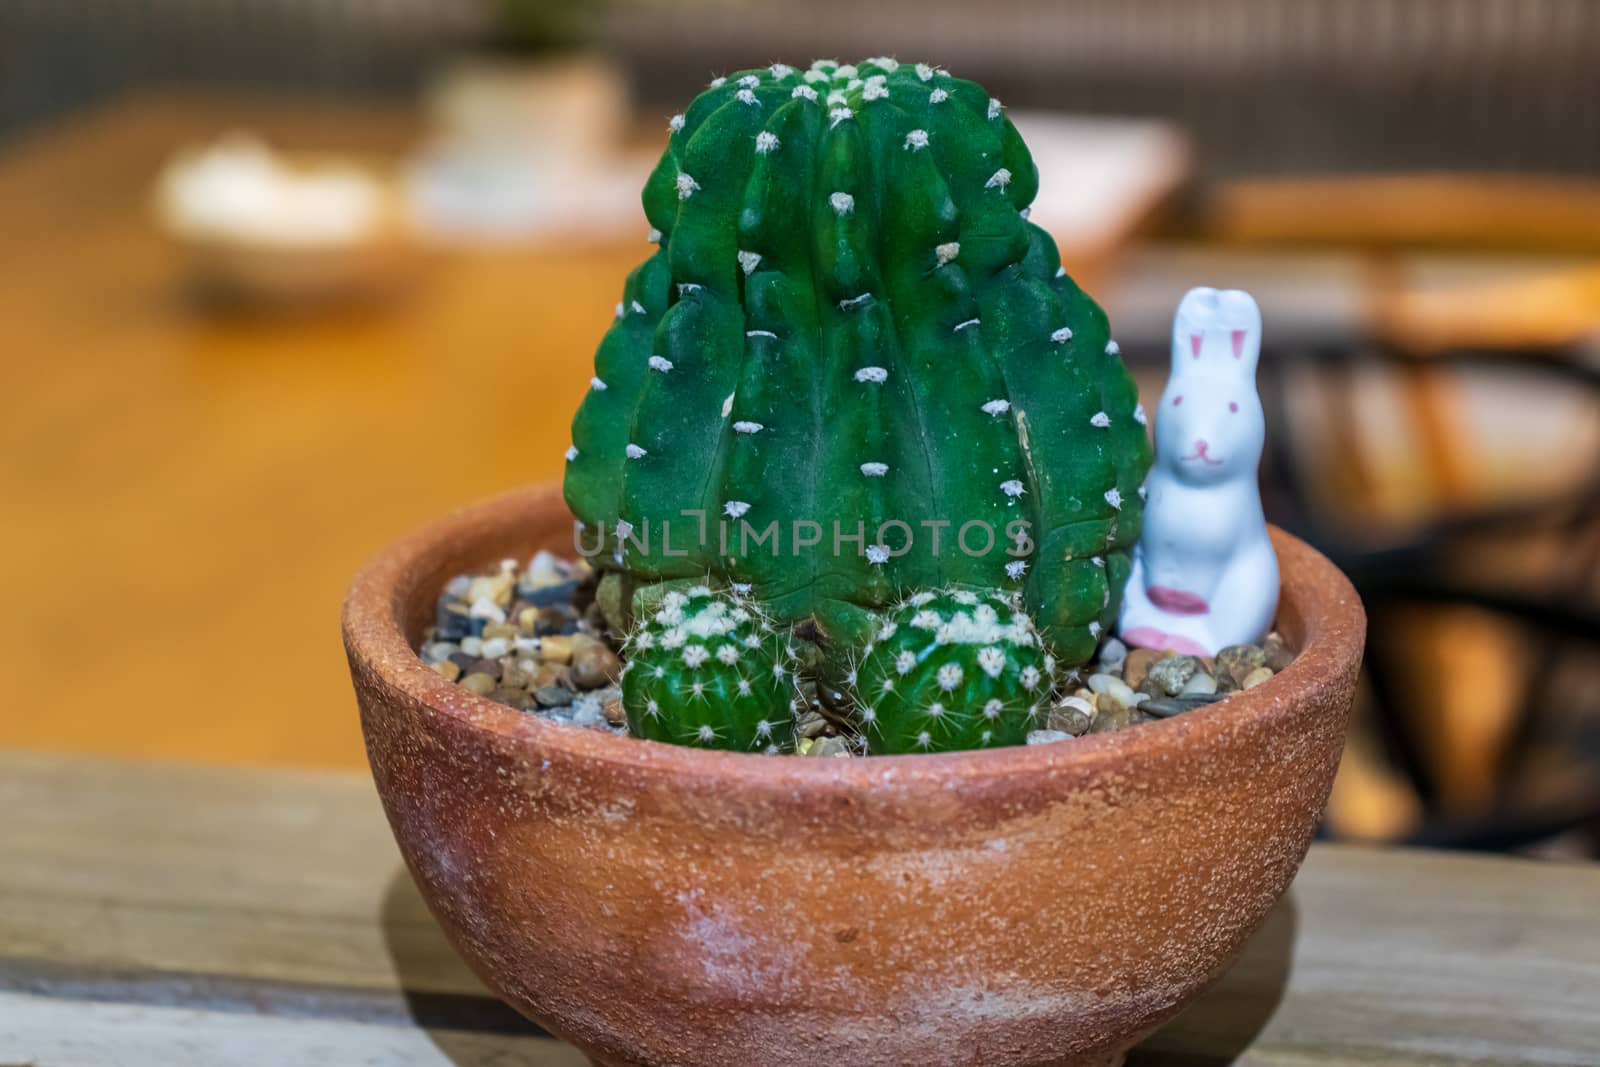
[{"xmin": 1194, "ymin": 438, "xmax": 1210, "ymax": 455}]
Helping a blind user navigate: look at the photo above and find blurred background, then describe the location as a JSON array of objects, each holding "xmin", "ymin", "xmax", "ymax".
[{"xmin": 1, "ymin": 0, "xmax": 1596, "ymax": 857}]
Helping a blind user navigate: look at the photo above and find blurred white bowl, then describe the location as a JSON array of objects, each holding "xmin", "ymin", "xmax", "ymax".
[{"xmin": 155, "ymin": 134, "xmax": 415, "ymax": 303}]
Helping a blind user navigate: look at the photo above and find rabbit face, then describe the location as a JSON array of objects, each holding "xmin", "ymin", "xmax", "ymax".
[{"xmin": 1154, "ymin": 287, "xmax": 1265, "ymax": 487}]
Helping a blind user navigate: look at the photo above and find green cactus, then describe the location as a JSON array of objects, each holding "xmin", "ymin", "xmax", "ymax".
[
  {"xmin": 621, "ymin": 585, "xmax": 800, "ymax": 752},
  {"xmin": 851, "ymin": 587, "xmax": 1054, "ymax": 753},
  {"xmin": 565, "ymin": 57, "xmax": 1151, "ymax": 681}
]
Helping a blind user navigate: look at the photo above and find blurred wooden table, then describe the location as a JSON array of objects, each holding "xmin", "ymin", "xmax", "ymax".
[
  {"xmin": 2, "ymin": 751, "xmax": 1597, "ymax": 1065},
  {"xmin": 0, "ymin": 94, "xmax": 645, "ymax": 767},
  {"xmin": 0, "ymin": 93, "xmax": 1183, "ymax": 770}
]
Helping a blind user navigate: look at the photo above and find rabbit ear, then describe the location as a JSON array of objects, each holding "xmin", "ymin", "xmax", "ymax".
[
  {"xmin": 1168, "ymin": 287, "xmax": 1262, "ymax": 379},
  {"xmin": 1217, "ymin": 289, "xmax": 1262, "ymax": 379},
  {"xmin": 1169, "ymin": 287, "xmax": 1218, "ymax": 377}
]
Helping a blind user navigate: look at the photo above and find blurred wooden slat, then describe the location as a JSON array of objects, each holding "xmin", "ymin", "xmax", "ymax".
[
  {"xmin": 2, "ymin": 752, "xmax": 1598, "ymax": 1064},
  {"xmin": 1206, "ymin": 174, "xmax": 1600, "ymax": 254},
  {"xmin": 1375, "ymin": 262, "xmax": 1600, "ymax": 352}
]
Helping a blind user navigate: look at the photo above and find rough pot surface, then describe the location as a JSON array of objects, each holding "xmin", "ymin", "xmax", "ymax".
[{"xmin": 344, "ymin": 485, "xmax": 1365, "ymax": 1067}]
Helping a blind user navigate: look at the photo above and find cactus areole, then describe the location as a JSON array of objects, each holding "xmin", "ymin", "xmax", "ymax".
[{"xmin": 565, "ymin": 58, "xmax": 1152, "ymax": 730}]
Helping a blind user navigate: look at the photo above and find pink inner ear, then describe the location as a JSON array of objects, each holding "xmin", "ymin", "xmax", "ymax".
[
  {"xmin": 1190, "ymin": 333, "xmax": 1202, "ymax": 359},
  {"xmin": 1231, "ymin": 329, "xmax": 1246, "ymax": 359}
]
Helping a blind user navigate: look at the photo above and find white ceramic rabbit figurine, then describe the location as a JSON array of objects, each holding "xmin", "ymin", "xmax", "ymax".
[{"xmin": 1119, "ymin": 287, "xmax": 1279, "ymax": 657}]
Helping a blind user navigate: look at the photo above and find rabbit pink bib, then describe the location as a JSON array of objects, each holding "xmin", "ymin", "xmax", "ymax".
[{"xmin": 1119, "ymin": 287, "xmax": 1279, "ymax": 657}]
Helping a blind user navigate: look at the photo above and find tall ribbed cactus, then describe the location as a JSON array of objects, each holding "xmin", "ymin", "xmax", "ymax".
[{"xmin": 565, "ymin": 57, "xmax": 1151, "ymax": 672}]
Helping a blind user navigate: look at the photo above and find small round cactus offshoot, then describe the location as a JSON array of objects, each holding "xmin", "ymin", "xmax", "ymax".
[
  {"xmin": 621, "ymin": 585, "xmax": 800, "ymax": 752},
  {"xmin": 852, "ymin": 588, "xmax": 1056, "ymax": 754}
]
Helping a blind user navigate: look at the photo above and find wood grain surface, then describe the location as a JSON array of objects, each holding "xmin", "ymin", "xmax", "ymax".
[{"xmin": 1, "ymin": 752, "xmax": 1596, "ymax": 1065}]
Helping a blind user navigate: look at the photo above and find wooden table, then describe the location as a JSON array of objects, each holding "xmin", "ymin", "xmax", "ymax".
[
  {"xmin": 0, "ymin": 94, "xmax": 1183, "ymax": 771},
  {"xmin": 0, "ymin": 95, "xmax": 638, "ymax": 770},
  {"xmin": 2, "ymin": 752, "xmax": 1596, "ymax": 1065}
]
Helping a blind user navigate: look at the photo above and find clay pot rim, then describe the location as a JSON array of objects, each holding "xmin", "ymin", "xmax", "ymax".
[{"xmin": 343, "ymin": 484, "xmax": 1364, "ymax": 790}]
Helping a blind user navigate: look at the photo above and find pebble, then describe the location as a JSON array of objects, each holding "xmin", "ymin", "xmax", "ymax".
[
  {"xmin": 435, "ymin": 600, "xmax": 472, "ymax": 640},
  {"xmin": 1142, "ymin": 654, "xmax": 1200, "ymax": 697},
  {"xmin": 1215, "ymin": 644, "xmax": 1266, "ymax": 690},
  {"xmin": 596, "ymin": 573, "xmax": 631, "ymax": 635},
  {"xmin": 534, "ymin": 685, "xmax": 576, "ymax": 708},
  {"xmin": 602, "ymin": 693, "xmax": 626, "ymax": 725},
  {"xmin": 570, "ymin": 635, "xmax": 622, "ymax": 689},
  {"xmin": 1122, "ymin": 647, "xmax": 1160, "ymax": 691},
  {"xmin": 525, "ymin": 550, "xmax": 561, "ymax": 578},
  {"xmin": 469, "ymin": 595, "xmax": 507, "ymax": 624},
  {"xmin": 1242, "ymin": 666, "xmax": 1274, "ymax": 689},
  {"xmin": 521, "ymin": 551, "xmax": 572, "ymax": 594},
  {"xmin": 1180, "ymin": 670, "xmax": 1219, "ymax": 696},
  {"xmin": 459, "ymin": 636, "xmax": 484, "ymax": 658},
  {"xmin": 1047, "ymin": 695, "xmax": 1095, "ymax": 735},
  {"xmin": 492, "ymin": 687, "xmax": 532, "ymax": 710},
  {"xmin": 810, "ymin": 736, "xmax": 854, "ymax": 758},
  {"xmin": 471, "ymin": 573, "xmax": 514, "ymax": 608},
  {"xmin": 532, "ymin": 663, "xmax": 567, "ymax": 689},
  {"xmin": 523, "ymin": 578, "xmax": 579, "ymax": 608},
  {"xmin": 501, "ymin": 661, "xmax": 537, "ymax": 691},
  {"xmin": 568, "ymin": 694, "xmax": 606, "ymax": 726},
  {"xmin": 1026, "ymin": 729, "xmax": 1075, "ymax": 745},
  {"xmin": 480, "ymin": 637, "xmax": 510, "ymax": 660},
  {"xmin": 1142, "ymin": 694, "xmax": 1224, "ymax": 718},
  {"xmin": 797, "ymin": 707, "xmax": 828, "ymax": 740},
  {"xmin": 1262, "ymin": 632, "xmax": 1294, "ymax": 672},
  {"xmin": 1095, "ymin": 636, "xmax": 1128, "ymax": 673},
  {"xmin": 537, "ymin": 606, "xmax": 580, "ymax": 635},
  {"xmin": 421, "ymin": 641, "xmax": 457, "ymax": 663},
  {"xmin": 1090, "ymin": 701, "xmax": 1142, "ymax": 734},
  {"xmin": 430, "ymin": 661, "xmax": 462, "ymax": 683},
  {"xmin": 539, "ymin": 635, "xmax": 574, "ymax": 664},
  {"xmin": 1087, "ymin": 673, "xmax": 1139, "ymax": 711},
  {"xmin": 460, "ymin": 672, "xmax": 496, "ymax": 696},
  {"xmin": 1145, "ymin": 655, "xmax": 1196, "ymax": 697}
]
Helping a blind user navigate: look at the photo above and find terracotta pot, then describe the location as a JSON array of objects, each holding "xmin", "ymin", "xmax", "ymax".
[{"xmin": 344, "ymin": 485, "xmax": 1364, "ymax": 1067}]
